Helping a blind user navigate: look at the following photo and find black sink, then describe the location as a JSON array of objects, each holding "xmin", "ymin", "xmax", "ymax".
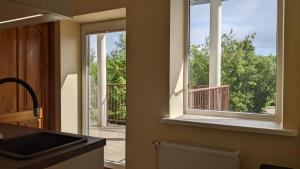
[{"xmin": 0, "ymin": 132, "xmax": 87, "ymax": 159}]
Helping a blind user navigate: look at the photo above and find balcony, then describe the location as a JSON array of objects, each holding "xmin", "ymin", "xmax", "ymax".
[
  {"xmin": 188, "ymin": 85, "xmax": 230, "ymax": 111},
  {"xmin": 89, "ymin": 83, "xmax": 126, "ymax": 165},
  {"xmin": 107, "ymin": 84, "xmax": 126, "ymax": 125}
]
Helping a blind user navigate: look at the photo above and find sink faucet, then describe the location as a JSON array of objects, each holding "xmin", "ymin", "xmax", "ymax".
[
  {"xmin": 0, "ymin": 77, "xmax": 39, "ymax": 140},
  {"xmin": 0, "ymin": 78, "xmax": 39, "ymax": 117}
]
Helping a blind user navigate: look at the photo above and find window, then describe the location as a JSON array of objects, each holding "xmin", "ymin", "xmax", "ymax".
[{"xmin": 186, "ymin": 0, "xmax": 284, "ymax": 121}]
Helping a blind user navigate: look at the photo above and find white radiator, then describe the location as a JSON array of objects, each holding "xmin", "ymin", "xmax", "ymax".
[{"xmin": 158, "ymin": 142, "xmax": 240, "ymax": 169}]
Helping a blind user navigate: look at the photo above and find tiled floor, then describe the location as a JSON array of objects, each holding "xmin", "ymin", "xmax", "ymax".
[{"xmin": 89, "ymin": 125, "xmax": 126, "ymax": 165}]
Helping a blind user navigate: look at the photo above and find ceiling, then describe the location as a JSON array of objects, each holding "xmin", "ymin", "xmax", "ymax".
[
  {"xmin": 0, "ymin": 0, "xmax": 126, "ymax": 29},
  {"xmin": 0, "ymin": 1, "xmax": 41, "ymax": 22},
  {"xmin": 71, "ymin": 8, "xmax": 126, "ymax": 24},
  {"xmin": 0, "ymin": 0, "xmax": 72, "ymax": 29}
]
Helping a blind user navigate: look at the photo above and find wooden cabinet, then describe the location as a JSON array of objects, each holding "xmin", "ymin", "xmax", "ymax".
[
  {"xmin": 0, "ymin": 23, "xmax": 51, "ymax": 129},
  {"xmin": 0, "ymin": 28, "xmax": 18, "ymax": 114},
  {"xmin": 17, "ymin": 24, "xmax": 49, "ymax": 114}
]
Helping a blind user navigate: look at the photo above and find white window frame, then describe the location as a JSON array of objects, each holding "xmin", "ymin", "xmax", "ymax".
[{"xmin": 183, "ymin": 0, "xmax": 285, "ymax": 123}]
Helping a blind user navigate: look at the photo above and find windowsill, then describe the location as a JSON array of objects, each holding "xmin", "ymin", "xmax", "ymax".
[
  {"xmin": 105, "ymin": 160, "xmax": 125, "ymax": 169},
  {"xmin": 162, "ymin": 114, "xmax": 298, "ymax": 137}
]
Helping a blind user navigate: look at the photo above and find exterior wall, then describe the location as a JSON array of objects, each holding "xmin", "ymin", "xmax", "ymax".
[{"xmin": 60, "ymin": 21, "xmax": 81, "ymax": 134}]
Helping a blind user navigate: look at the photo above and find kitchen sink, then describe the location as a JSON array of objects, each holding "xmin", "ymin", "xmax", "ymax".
[{"xmin": 0, "ymin": 132, "xmax": 87, "ymax": 159}]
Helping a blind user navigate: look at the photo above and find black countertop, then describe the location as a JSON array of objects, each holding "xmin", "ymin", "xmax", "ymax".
[{"xmin": 0, "ymin": 123, "xmax": 106, "ymax": 169}]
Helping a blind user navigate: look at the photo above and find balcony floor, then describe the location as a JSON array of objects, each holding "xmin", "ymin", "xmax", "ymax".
[{"xmin": 89, "ymin": 125, "xmax": 126, "ymax": 165}]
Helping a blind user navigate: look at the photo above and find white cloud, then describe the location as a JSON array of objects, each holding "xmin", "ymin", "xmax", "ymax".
[{"xmin": 190, "ymin": 0, "xmax": 277, "ymax": 55}]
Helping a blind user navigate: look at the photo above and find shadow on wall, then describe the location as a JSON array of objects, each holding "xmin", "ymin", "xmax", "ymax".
[{"xmin": 61, "ymin": 74, "xmax": 79, "ymax": 134}]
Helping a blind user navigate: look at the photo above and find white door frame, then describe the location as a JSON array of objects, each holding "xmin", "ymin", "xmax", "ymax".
[
  {"xmin": 81, "ymin": 19, "xmax": 126, "ymax": 169},
  {"xmin": 81, "ymin": 19, "xmax": 126, "ymax": 135}
]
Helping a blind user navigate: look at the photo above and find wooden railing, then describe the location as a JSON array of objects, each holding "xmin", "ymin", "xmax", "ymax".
[
  {"xmin": 107, "ymin": 84, "xmax": 126, "ymax": 125},
  {"xmin": 188, "ymin": 85, "xmax": 229, "ymax": 111}
]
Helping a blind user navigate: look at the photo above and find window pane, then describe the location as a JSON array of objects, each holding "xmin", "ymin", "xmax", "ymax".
[
  {"xmin": 190, "ymin": 1, "xmax": 210, "ymax": 49},
  {"xmin": 189, "ymin": 1, "xmax": 210, "ymax": 85},
  {"xmin": 222, "ymin": 0, "xmax": 277, "ymax": 55},
  {"xmin": 88, "ymin": 34, "xmax": 98, "ymax": 126},
  {"xmin": 87, "ymin": 32, "xmax": 126, "ymax": 164},
  {"xmin": 189, "ymin": 1, "xmax": 210, "ymax": 109},
  {"xmin": 189, "ymin": 0, "xmax": 278, "ymax": 114}
]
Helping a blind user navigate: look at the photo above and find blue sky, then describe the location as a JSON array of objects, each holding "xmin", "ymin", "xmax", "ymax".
[
  {"xmin": 89, "ymin": 31, "xmax": 125, "ymax": 56},
  {"xmin": 89, "ymin": 0, "xmax": 277, "ymax": 56},
  {"xmin": 190, "ymin": 0, "xmax": 277, "ymax": 55}
]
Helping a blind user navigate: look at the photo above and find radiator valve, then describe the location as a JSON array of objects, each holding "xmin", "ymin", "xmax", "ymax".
[{"xmin": 152, "ymin": 140, "xmax": 160, "ymax": 151}]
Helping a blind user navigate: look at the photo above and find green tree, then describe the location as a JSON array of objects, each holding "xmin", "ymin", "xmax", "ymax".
[
  {"xmin": 89, "ymin": 49, "xmax": 98, "ymax": 82},
  {"xmin": 89, "ymin": 49, "xmax": 99, "ymax": 124},
  {"xmin": 88, "ymin": 33, "xmax": 127, "ymax": 124},
  {"xmin": 107, "ymin": 33, "xmax": 126, "ymax": 84},
  {"xmin": 189, "ymin": 30, "xmax": 276, "ymax": 113},
  {"xmin": 106, "ymin": 33, "xmax": 127, "ymax": 122},
  {"xmin": 89, "ymin": 33, "xmax": 126, "ymax": 84},
  {"xmin": 189, "ymin": 37, "xmax": 209, "ymax": 85}
]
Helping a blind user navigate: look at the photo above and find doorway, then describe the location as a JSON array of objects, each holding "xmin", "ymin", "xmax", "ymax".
[{"xmin": 82, "ymin": 20, "xmax": 126, "ymax": 168}]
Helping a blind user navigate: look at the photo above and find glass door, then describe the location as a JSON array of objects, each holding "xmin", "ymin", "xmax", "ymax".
[{"xmin": 86, "ymin": 31, "xmax": 126, "ymax": 166}]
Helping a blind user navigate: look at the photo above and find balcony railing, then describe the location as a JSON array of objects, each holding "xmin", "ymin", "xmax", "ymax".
[
  {"xmin": 89, "ymin": 82, "xmax": 126, "ymax": 126},
  {"xmin": 107, "ymin": 84, "xmax": 126, "ymax": 125},
  {"xmin": 90, "ymin": 84, "xmax": 229, "ymax": 126},
  {"xmin": 188, "ymin": 85, "xmax": 230, "ymax": 111}
]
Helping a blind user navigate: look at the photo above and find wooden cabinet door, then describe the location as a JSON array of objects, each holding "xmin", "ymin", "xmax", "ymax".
[
  {"xmin": 17, "ymin": 25, "xmax": 43, "ymax": 111},
  {"xmin": 17, "ymin": 24, "xmax": 49, "ymax": 128},
  {"xmin": 0, "ymin": 28, "xmax": 18, "ymax": 115},
  {"xmin": 0, "ymin": 23, "xmax": 50, "ymax": 129}
]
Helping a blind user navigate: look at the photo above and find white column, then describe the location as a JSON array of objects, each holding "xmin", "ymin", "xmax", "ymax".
[
  {"xmin": 97, "ymin": 34, "xmax": 107, "ymax": 127},
  {"xmin": 209, "ymin": 0, "xmax": 222, "ymax": 87},
  {"xmin": 209, "ymin": 0, "xmax": 222, "ymax": 110}
]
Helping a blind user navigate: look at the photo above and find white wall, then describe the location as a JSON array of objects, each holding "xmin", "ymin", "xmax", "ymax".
[
  {"xmin": 59, "ymin": 1, "xmax": 300, "ymax": 168},
  {"xmin": 125, "ymin": 0, "xmax": 300, "ymax": 169},
  {"xmin": 60, "ymin": 21, "xmax": 81, "ymax": 134}
]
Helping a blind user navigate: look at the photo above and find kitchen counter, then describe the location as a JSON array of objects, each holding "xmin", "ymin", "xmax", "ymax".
[{"xmin": 0, "ymin": 123, "xmax": 106, "ymax": 169}]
